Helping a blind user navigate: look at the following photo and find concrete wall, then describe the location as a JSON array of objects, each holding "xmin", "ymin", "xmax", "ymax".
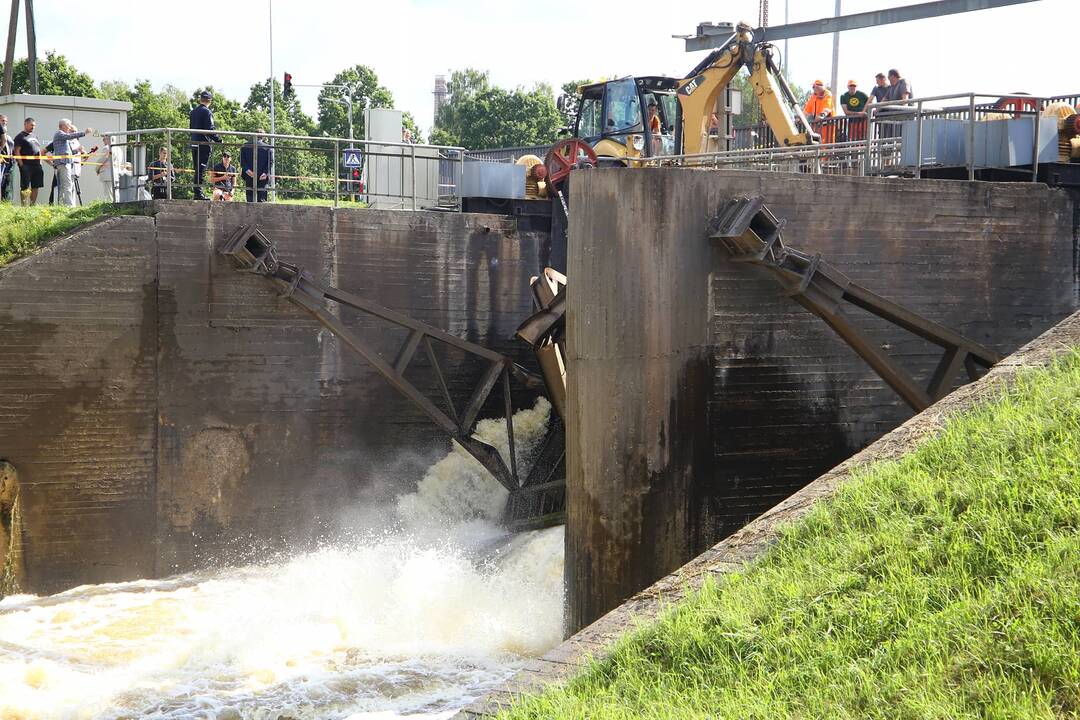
[
  {"xmin": 566, "ymin": 168, "xmax": 1078, "ymax": 631},
  {"xmin": 0, "ymin": 202, "xmax": 545, "ymax": 592}
]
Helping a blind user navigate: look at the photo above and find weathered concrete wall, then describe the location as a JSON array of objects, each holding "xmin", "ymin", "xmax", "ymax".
[
  {"xmin": 0, "ymin": 202, "xmax": 545, "ymax": 592},
  {"xmin": 0, "ymin": 217, "xmax": 158, "ymax": 589},
  {"xmin": 566, "ymin": 168, "xmax": 1077, "ymax": 631},
  {"xmin": 457, "ymin": 309, "xmax": 1080, "ymax": 720}
]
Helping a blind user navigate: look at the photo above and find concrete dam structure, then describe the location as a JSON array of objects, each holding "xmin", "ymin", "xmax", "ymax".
[
  {"xmin": 1, "ymin": 169, "xmax": 1077, "ymax": 634},
  {"xmin": 0, "ymin": 202, "xmax": 548, "ymax": 592},
  {"xmin": 565, "ymin": 168, "xmax": 1078, "ymax": 631}
]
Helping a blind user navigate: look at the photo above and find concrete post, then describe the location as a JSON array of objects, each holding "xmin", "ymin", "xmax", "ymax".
[{"xmin": 565, "ymin": 169, "xmax": 713, "ymax": 632}]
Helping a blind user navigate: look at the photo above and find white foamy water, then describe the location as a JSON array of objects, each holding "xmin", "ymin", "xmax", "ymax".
[{"xmin": 0, "ymin": 400, "xmax": 564, "ymax": 720}]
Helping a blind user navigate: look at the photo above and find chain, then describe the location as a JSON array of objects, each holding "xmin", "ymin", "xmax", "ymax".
[{"xmin": 759, "ymin": 0, "xmax": 769, "ymax": 27}]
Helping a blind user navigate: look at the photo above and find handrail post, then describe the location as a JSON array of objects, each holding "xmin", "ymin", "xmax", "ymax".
[
  {"xmin": 864, "ymin": 107, "xmax": 874, "ymax": 175},
  {"xmin": 1031, "ymin": 97, "xmax": 1042, "ymax": 182},
  {"xmin": 966, "ymin": 93, "xmax": 976, "ymax": 181},
  {"xmin": 334, "ymin": 139, "xmax": 340, "ymax": 208},
  {"xmin": 915, "ymin": 100, "xmax": 924, "ymax": 177},
  {"xmin": 410, "ymin": 142, "xmax": 416, "ymax": 211},
  {"xmin": 165, "ymin": 129, "xmax": 173, "ymax": 200}
]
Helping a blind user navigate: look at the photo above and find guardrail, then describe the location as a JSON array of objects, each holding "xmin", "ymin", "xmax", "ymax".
[
  {"xmin": 99, "ymin": 127, "xmax": 466, "ymax": 210},
  {"xmin": 724, "ymin": 91, "xmax": 1080, "ymax": 180},
  {"xmin": 464, "ymin": 144, "xmax": 555, "ymax": 163}
]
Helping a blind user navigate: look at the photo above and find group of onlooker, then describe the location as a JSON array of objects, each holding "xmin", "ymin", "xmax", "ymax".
[
  {"xmin": 802, "ymin": 69, "xmax": 914, "ymax": 142},
  {"xmin": 0, "ymin": 114, "xmax": 129, "ymax": 206},
  {"xmin": 189, "ymin": 90, "xmax": 274, "ymax": 202},
  {"xmin": 0, "ymin": 89, "xmax": 275, "ymax": 207}
]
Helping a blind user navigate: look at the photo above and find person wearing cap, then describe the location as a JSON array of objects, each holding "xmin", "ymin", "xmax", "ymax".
[
  {"xmin": 189, "ymin": 90, "xmax": 221, "ymax": 200},
  {"xmin": 804, "ymin": 80, "xmax": 835, "ymax": 144},
  {"xmin": 209, "ymin": 150, "xmax": 236, "ymax": 202},
  {"xmin": 840, "ymin": 80, "xmax": 869, "ymax": 141}
]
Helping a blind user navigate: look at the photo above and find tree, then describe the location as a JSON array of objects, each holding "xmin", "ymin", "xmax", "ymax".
[
  {"xmin": 115, "ymin": 80, "xmax": 187, "ymax": 131},
  {"xmin": 316, "ymin": 65, "xmax": 394, "ymax": 140},
  {"xmin": 433, "ymin": 68, "xmax": 490, "ymax": 138},
  {"xmin": 244, "ymin": 77, "xmax": 317, "ymax": 136},
  {"xmin": 188, "ymin": 87, "xmax": 244, "ymax": 131},
  {"xmin": 0, "ymin": 52, "xmax": 98, "ymax": 97},
  {"xmin": 433, "ymin": 69, "xmax": 563, "ymax": 150},
  {"xmin": 731, "ymin": 70, "xmax": 808, "ymax": 128},
  {"xmin": 558, "ymin": 79, "xmax": 592, "ymax": 132}
]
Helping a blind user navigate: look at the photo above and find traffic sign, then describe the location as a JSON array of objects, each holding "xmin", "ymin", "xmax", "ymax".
[{"xmin": 342, "ymin": 149, "xmax": 363, "ymax": 168}]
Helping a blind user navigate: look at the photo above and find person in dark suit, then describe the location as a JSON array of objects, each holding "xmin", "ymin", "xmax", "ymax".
[
  {"xmin": 189, "ymin": 90, "xmax": 221, "ymax": 200},
  {"xmin": 239, "ymin": 129, "xmax": 273, "ymax": 202}
]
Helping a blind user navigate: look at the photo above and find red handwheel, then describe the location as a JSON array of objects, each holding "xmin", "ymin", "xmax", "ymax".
[
  {"xmin": 544, "ymin": 139, "xmax": 598, "ymax": 187},
  {"xmin": 993, "ymin": 95, "xmax": 1038, "ymax": 119}
]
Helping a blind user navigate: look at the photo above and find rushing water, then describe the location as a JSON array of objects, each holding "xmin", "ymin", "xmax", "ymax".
[{"xmin": 0, "ymin": 399, "xmax": 563, "ymax": 720}]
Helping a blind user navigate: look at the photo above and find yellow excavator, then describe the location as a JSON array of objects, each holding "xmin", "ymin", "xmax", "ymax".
[{"xmin": 556, "ymin": 21, "xmax": 816, "ymax": 167}]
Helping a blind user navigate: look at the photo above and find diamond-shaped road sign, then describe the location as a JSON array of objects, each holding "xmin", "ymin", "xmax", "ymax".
[{"xmin": 342, "ymin": 149, "xmax": 363, "ymax": 168}]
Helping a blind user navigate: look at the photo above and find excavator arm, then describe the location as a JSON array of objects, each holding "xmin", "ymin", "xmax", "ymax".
[{"xmin": 678, "ymin": 22, "xmax": 816, "ymax": 155}]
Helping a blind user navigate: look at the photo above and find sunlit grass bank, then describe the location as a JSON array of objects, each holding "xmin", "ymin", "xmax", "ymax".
[{"xmin": 502, "ymin": 352, "xmax": 1080, "ymax": 719}]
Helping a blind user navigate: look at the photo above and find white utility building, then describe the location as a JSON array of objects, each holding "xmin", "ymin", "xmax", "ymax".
[{"xmin": 1, "ymin": 94, "xmax": 132, "ymax": 205}]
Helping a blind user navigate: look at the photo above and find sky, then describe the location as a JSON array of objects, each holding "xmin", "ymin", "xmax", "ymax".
[{"xmin": 7, "ymin": 0, "xmax": 1075, "ymax": 135}]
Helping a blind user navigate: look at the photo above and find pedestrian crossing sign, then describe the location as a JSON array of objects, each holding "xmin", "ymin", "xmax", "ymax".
[{"xmin": 342, "ymin": 149, "xmax": 363, "ymax": 168}]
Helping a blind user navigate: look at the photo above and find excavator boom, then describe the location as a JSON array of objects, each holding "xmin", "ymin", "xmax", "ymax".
[{"xmin": 677, "ymin": 22, "xmax": 815, "ymax": 155}]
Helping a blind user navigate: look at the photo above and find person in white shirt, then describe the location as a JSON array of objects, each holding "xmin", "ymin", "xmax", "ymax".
[{"xmin": 90, "ymin": 135, "xmax": 130, "ymax": 202}]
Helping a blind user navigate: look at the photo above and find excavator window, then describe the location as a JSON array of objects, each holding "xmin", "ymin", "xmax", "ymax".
[
  {"xmin": 577, "ymin": 88, "xmax": 604, "ymax": 140},
  {"xmin": 602, "ymin": 78, "xmax": 644, "ymax": 135}
]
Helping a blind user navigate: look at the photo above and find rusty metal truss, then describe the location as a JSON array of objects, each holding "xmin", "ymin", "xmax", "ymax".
[
  {"xmin": 709, "ymin": 196, "xmax": 1003, "ymax": 411},
  {"xmin": 220, "ymin": 225, "xmax": 564, "ymax": 526}
]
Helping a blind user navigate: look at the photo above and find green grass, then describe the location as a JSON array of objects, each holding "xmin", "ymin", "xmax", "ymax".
[
  {"xmin": 503, "ymin": 353, "xmax": 1080, "ymax": 719},
  {"xmin": 0, "ymin": 202, "xmax": 144, "ymax": 267},
  {"xmin": 276, "ymin": 197, "xmax": 368, "ymax": 208}
]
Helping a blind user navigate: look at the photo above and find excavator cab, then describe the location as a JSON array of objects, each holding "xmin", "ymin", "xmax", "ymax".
[{"xmin": 573, "ymin": 77, "xmax": 682, "ymax": 164}]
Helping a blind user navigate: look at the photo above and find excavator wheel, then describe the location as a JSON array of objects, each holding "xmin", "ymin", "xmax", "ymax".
[{"xmin": 545, "ymin": 139, "xmax": 598, "ymax": 187}]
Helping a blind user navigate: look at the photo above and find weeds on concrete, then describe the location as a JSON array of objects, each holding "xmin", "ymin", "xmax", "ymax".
[
  {"xmin": 0, "ymin": 202, "xmax": 142, "ymax": 267},
  {"xmin": 501, "ymin": 352, "xmax": 1080, "ymax": 719}
]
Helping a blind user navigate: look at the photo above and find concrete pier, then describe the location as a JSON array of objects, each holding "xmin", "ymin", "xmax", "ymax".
[{"xmin": 566, "ymin": 168, "xmax": 1078, "ymax": 631}]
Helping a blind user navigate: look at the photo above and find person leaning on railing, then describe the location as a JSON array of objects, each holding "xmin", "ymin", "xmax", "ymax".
[
  {"xmin": 840, "ymin": 80, "xmax": 869, "ymax": 141},
  {"xmin": 804, "ymin": 80, "xmax": 836, "ymax": 144}
]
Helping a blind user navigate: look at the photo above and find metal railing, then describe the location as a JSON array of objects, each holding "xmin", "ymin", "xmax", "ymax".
[
  {"xmin": 464, "ymin": 144, "xmax": 555, "ymax": 163},
  {"xmin": 719, "ymin": 91, "xmax": 1080, "ymax": 180},
  {"xmin": 100, "ymin": 127, "xmax": 466, "ymax": 210}
]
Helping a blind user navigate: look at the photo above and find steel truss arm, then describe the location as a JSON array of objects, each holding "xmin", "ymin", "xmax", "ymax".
[
  {"xmin": 710, "ymin": 196, "xmax": 1002, "ymax": 412},
  {"xmin": 220, "ymin": 225, "xmax": 545, "ymax": 495}
]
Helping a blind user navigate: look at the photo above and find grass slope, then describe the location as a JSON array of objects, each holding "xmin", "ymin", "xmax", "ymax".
[
  {"xmin": 0, "ymin": 202, "xmax": 142, "ymax": 267},
  {"xmin": 504, "ymin": 353, "xmax": 1080, "ymax": 719}
]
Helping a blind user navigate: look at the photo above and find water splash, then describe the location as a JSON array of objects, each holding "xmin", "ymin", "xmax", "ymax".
[
  {"xmin": 395, "ymin": 398, "xmax": 552, "ymax": 531},
  {"xmin": 0, "ymin": 400, "xmax": 565, "ymax": 719}
]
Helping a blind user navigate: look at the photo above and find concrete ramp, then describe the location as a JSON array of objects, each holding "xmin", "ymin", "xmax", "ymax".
[{"xmin": 0, "ymin": 202, "xmax": 548, "ymax": 592}]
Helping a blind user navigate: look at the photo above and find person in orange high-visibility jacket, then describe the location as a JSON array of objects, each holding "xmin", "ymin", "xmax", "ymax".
[{"xmin": 804, "ymin": 80, "xmax": 836, "ymax": 144}]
